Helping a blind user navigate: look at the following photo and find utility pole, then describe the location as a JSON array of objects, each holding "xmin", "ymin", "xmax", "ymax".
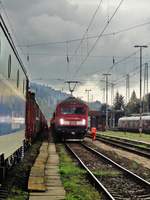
[
  {"xmin": 66, "ymin": 41, "xmax": 70, "ymax": 81},
  {"xmin": 103, "ymin": 73, "xmax": 111, "ymax": 130},
  {"xmin": 111, "ymin": 83, "xmax": 115, "ymax": 105},
  {"xmin": 111, "ymin": 83, "xmax": 115, "ymax": 129},
  {"xmin": 146, "ymin": 63, "xmax": 149, "ymax": 112},
  {"xmin": 101, "ymin": 88, "xmax": 105, "ymax": 103},
  {"xmin": 102, "ymin": 88, "xmax": 105, "ymax": 103},
  {"xmin": 91, "ymin": 94, "xmax": 94, "ymax": 102},
  {"xmin": 134, "ymin": 45, "xmax": 148, "ymax": 136},
  {"xmin": 126, "ymin": 74, "xmax": 130, "ymax": 103},
  {"xmin": 143, "ymin": 63, "xmax": 149, "ymax": 112},
  {"xmin": 85, "ymin": 89, "xmax": 91, "ymax": 106},
  {"xmin": 86, "ymin": 29, "xmax": 89, "ymax": 55}
]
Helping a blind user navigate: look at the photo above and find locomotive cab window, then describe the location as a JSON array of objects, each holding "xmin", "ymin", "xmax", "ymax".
[{"xmin": 61, "ymin": 106, "xmax": 85, "ymax": 115}]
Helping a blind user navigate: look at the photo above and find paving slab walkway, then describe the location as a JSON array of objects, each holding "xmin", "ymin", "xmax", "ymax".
[{"xmin": 29, "ymin": 141, "xmax": 66, "ymax": 200}]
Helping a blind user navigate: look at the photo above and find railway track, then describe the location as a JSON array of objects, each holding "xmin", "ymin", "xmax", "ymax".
[
  {"xmin": 92, "ymin": 135, "xmax": 150, "ymax": 159},
  {"xmin": 66, "ymin": 142, "xmax": 150, "ymax": 200}
]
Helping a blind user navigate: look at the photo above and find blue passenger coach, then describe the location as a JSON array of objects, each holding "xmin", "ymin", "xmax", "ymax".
[{"xmin": 0, "ymin": 15, "xmax": 28, "ymax": 158}]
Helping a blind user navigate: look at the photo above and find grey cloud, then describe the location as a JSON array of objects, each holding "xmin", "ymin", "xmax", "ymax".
[{"xmin": 2, "ymin": 0, "xmax": 150, "ymax": 100}]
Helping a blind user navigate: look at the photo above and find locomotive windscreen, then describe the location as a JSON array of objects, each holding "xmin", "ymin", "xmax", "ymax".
[{"xmin": 61, "ymin": 106, "xmax": 85, "ymax": 115}]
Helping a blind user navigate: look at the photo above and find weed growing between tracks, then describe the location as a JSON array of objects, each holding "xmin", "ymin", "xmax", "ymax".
[
  {"xmin": 85, "ymin": 141, "xmax": 150, "ymax": 182},
  {"xmin": 3, "ymin": 139, "xmax": 42, "ymax": 200},
  {"xmin": 57, "ymin": 144, "xmax": 102, "ymax": 200},
  {"xmin": 93, "ymin": 170, "xmax": 120, "ymax": 177}
]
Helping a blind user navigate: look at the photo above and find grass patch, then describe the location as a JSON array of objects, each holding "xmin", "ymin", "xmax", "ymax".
[
  {"xmin": 57, "ymin": 144, "xmax": 102, "ymax": 200},
  {"xmin": 4, "ymin": 140, "xmax": 42, "ymax": 200},
  {"xmin": 136, "ymin": 143, "xmax": 149, "ymax": 149},
  {"xmin": 131, "ymin": 161, "xmax": 139, "ymax": 170},
  {"xmin": 93, "ymin": 170, "xmax": 120, "ymax": 177},
  {"xmin": 99, "ymin": 131, "xmax": 150, "ymax": 143},
  {"xmin": 7, "ymin": 188, "xmax": 27, "ymax": 200}
]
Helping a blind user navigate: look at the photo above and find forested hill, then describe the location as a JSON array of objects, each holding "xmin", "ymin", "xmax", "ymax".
[
  {"xmin": 30, "ymin": 83, "xmax": 69, "ymax": 119},
  {"xmin": 30, "ymin": 83, "xmax": 103, "ymax": 119}
]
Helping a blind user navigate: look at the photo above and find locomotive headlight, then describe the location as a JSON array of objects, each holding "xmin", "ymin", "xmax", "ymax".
[
  {"xmin": 82, "ymin": 119, "xmax": 86, "ymax": 126},
  {"xmin": 60, "ymin": 118, "xmax": 64, "ymax": 125}
]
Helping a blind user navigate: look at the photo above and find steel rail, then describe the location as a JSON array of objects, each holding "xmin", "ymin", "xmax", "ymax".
[
  {"xmin": 94, "ymin": 135, "xmax": 150, "ymax": 159},
  {"xmin": 99, "ymin": 134, "xmax": 150, "ymax": 147},
  {"xmin": 82, "ymin": 143, "xmax": 150, "ymax": 188},
  {"xmin": 65, "ymin": 143, "xmax": 115, "ymax": 200}
]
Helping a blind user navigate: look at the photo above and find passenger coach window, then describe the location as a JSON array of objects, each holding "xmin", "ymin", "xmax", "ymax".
[
  {"xmin": 23, "ymin": 79, "xmax": 25, "ymax": 93},
  {"xmin": 17, "ymin": 69, "xmax": 19, "ymax": 88},
  {"xmin": 8, "ymin": 54, "xmax": 11, "ymax": 78}
]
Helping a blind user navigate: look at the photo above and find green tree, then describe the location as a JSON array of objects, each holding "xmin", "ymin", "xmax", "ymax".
[
  {"xmin": 142, "ymin": 93, "xmax": 150, "ymax": 113},
  {"xmin": 113, "ymin": 92, "xmax": 125, "ymax": 111},
  {"xmin": 100, "ymin": 103, "xmax": 106, "ymax": 112},
  {"xmin": 125, "ymin": 90, "xmax": 140, "ymax": 115}
]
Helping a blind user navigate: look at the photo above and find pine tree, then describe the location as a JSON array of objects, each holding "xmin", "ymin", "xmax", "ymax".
[
  {"xmin": 125, "ymin": 90, "xmax": 140, "ymax": 114},
  {"xmin": 113, "ymin": 92, "xmax": 125, "ymax": 111}
]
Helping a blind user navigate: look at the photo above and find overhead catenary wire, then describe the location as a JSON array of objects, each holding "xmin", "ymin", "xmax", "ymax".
[
  {"xmin": 18, "ymin": 0, "xmax": 103, "ymax": 57},
  {"xmin": 0, "ymin": 1, "xmax": 16, "ymax": 37},
  {"xmin": 73, "ymin": 0, "xmax": 125, "ymax": 79},
  {"xmin": 106, "ymin": 41, "xmax": 150, "ymax": 85},
  {"xmin": 107, "ymin": 50, "xmax": 138, "ymax": 73},
  {"xmin": 0, "ymin": 0, "xmax": 30, "ymax": 73},
  {"xmin": 83, "ymin": 50, "xmax": 139, "ymax": 78},
  {"xmin": 67, "ymin": 0, "xmax": 103, "ymax": 63},
  {"xmin": 2, "ymin": 0, "xmax": 150, "ymax": 99},
  {"xmin": 86, "ymin": 39, "xmax": 150, "ymax": 78},
  {"xmin": 18, "ymin": 20, "xmax": 150, "ymax": 48},
  {"xmin": 112, "ymin": 59, "xmax": 150, "ymax": 87}
]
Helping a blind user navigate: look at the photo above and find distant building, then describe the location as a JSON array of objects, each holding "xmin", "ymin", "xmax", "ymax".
[{"xmin": 88, "ymin": 110, "xmax": 106, "ymax": 131}]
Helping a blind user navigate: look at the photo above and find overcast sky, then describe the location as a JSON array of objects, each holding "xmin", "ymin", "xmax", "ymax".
[{"xmin": 1, "ymin": 0, "xmax": 150, "ymax": 103}]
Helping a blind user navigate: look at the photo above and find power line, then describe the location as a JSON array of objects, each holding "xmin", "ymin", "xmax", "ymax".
[
  {"xmin": 106, "ymin": 40, "xmax": 150, "ymax": 74},
  {"xmin": 69, "ymin": 0, "xmax": 103, "ymax": 63},
  {"xmin": 73, "ymin": 0, "xmax": 125, "ymax": 78},
  {"xmin": 18, "ymin": 20, "xmax": 150, "ymax": 48},
  {"xmin": 85, "ymin": 38, "xmax": 150, "ymax": 78},
  {"xmin": 107, "ymin": 50, "xmax": 138, "ymax": 73},
  {"xmin": 85, "ymin": 89, "xmax": 92, "ymax": 105},
  {"xmin": 21, "ymin": 52, "xmax": 150, "ymax": 60},
  {"xmin": 83, "ymin": 50, "xmax": 138, "ymax": 78},
  {"xmin": 113, "ymin": 59, "xmax": 150, "ymax": 86},
  {"xmin": 0, "ymin": 1, "xmax": 15, "ymax": 37},
  {"xmin": 0, "ymin": 1, "xmax": 30, "ymax": 71}
]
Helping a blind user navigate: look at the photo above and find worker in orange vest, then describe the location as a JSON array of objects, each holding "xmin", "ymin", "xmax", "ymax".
[{"xmin": 91, "ymin": 127, "xmax": 97, "ymax": 141}]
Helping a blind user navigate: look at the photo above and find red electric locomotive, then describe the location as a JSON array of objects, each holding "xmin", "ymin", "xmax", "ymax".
[{"xmin": 51, "ymin": 97, "xmax": 88, "ymax": 141}]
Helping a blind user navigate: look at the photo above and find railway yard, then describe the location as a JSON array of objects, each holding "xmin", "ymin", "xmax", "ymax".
[
  {"xmin": 0, "ymin": 130, "xmax": 150, "ymax": 200},
  {"xmin": 1, "ymin": 2, "xmax": 150, "ymax": 199}
]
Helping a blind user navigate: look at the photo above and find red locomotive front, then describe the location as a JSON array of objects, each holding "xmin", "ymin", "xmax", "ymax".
[{"xmin": 52, "ymin": 97, "xmax": 88, "ymax": 141}]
